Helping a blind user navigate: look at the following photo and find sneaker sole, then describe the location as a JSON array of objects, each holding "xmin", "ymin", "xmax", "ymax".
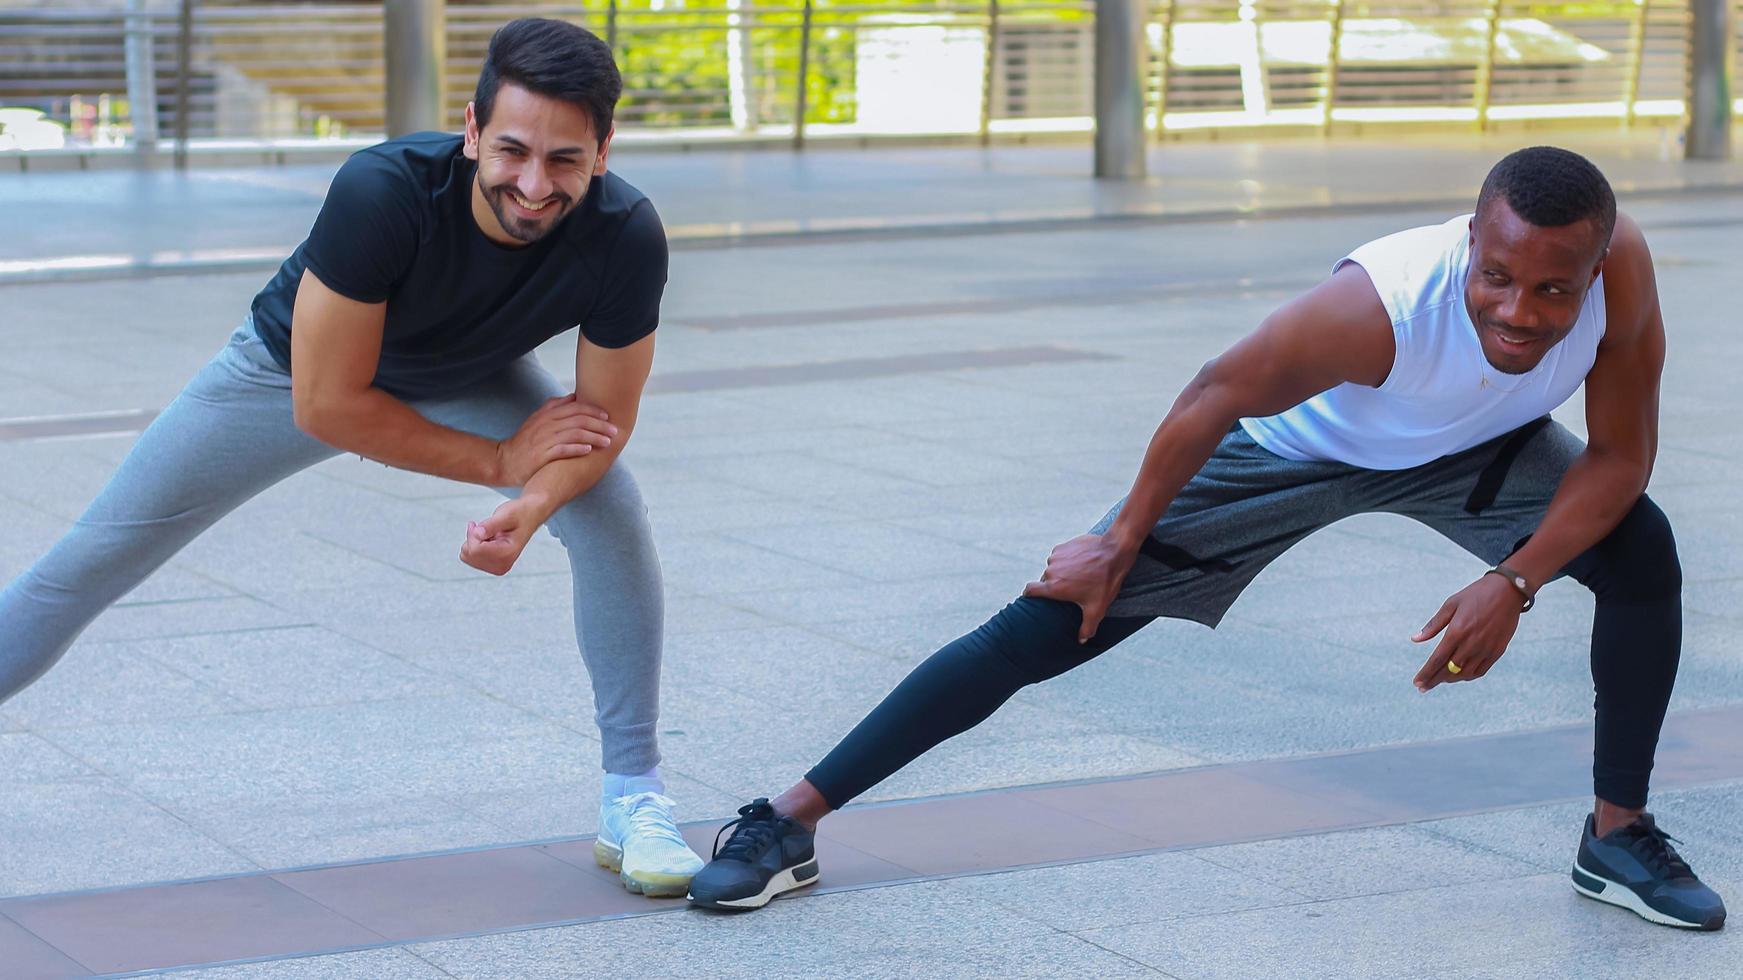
[
  {"xmin": 1571, "ymin": 861, "xmax": 1724, "ymax": 931},
  {"xmin": 687, "ymin": 859, "xmax": 821, "ymax": 911},
  {"xmin": 593, "ymin": 838, "xmax": 696, "ymax": 899}
]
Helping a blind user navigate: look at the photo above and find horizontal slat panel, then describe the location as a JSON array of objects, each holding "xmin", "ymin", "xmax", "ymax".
[{"xmin": 0, "ymin": 0, "xmax": 1732, "ymax": 152}]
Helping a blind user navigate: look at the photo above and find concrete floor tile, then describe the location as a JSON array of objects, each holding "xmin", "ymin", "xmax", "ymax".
[
  {"xmin": 1078, "ymin": 873, "xmax": 1743, "ymax": 980},
  {"xmin": 0, "ymin": 733, "xmax": 96, "ymax": 781},
  {"xmin": 0, "ymin": 781, "xmax": 257, "ymax": 898},
  {"xmin": 78, "ymin": 598, "xmax": 312, "ymax": 643},
  {"xmin": 125, "ymin": 627, "xmax": 456, "ymax": 710},
  {"xmin": 657, "ymin": 530, "xmax": 868, "ymax": 595},
  {"xmin": 0, "ymin": 645, "xmax": 245, "ymax": 731},
  {"xmin": 1191, "ymin": 824, "xmax": 1543, "ymax": 901},
  {"xmin": 410, "ymin": 880, "xmax": 1162, "ymax": 979},
  {"xmin": 725, "ymin": 571, "xmax": 1024, "ymax": 625},
  {"xmin": 173, "ymin": 947, "xmax": 451, "ymax": 979},
  {"xmin": 115, "ymin": 565, "xmax": 239, "ymax": 605},
  {"xmin": 42, "ymin": 695, "xmax": 590, "ymax": 809},
  {"xmin": 717, "ymin": 521, "xmax": 1029, "ymax": 584},
  {"xmin": 941, "ymin": 849, "xmax": 1298, "ymax": 931},
  {"xmin": 178, "ymin": 791, "xmax": 521, "ymax": 870}
]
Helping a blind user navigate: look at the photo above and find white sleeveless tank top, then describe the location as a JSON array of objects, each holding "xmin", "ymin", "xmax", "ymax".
[{"xmin": 1240, "ymin": 214, "xmax": 1606, "ymax": 471}]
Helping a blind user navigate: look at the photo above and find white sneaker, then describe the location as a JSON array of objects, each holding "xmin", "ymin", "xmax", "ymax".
[{"xmin": 594, "ymin": 791, "xmax": 704, "ymax": 897}]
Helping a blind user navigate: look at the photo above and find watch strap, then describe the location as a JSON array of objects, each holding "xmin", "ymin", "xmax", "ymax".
[{"xmin": 1486, "ymin": 563, "xmax": 1535, "ymax": 612}]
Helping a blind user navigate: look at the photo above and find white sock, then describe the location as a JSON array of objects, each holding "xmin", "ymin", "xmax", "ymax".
[{"xmin": 603, "ymin": 766, "xmax": 663, "ymax": 800}]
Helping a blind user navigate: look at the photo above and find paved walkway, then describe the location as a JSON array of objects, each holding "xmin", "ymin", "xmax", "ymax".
[
  {"xmin": 5, "ymin": 707, "xmax": 1742, "ymax": 976},
  {"xmin": 3, "ymin": 132, "xmax": 1743, "ymax": 977}
]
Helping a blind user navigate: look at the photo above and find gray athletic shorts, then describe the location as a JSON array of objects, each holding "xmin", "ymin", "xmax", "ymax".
[{"xmin": 1095, "ymin": 417, "xmax": 1582, "ymax": 625}]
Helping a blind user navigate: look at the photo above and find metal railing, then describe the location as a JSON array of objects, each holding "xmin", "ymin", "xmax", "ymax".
[{"xmin": 0, "ymin": 0, "xmax": 1737, "ymax": 157}]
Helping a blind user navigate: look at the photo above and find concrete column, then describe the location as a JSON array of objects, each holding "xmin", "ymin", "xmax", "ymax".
[
  {"xmin": 1685, "ymin": 0, "xmax": 1733, "ymax": 161},
  {"xmin": 124, "ymin": 0, "xmax": 159, "ymax": 158},
  {"xmin": 385, "ymin": 0, "xmax": 446, "ymax": 137},
  {"xmin": 1093, "ymin": 0, "xmax": 1146, "ymax": 178}
]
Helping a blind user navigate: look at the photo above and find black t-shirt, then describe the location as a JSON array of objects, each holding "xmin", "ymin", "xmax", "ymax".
[{"xmin": 251, "ymin": 132, "xmax": 667, "ymax": 400}]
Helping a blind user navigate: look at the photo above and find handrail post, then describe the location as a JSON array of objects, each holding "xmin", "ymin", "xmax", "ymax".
[
  {"xmin": 125, "ymin": 0, "xmax": 159, "ymax": 164},
  {"xmin": 607, "ymin": 0, "xmax": 619, "ymax": 52},
  {"xmin": 1321, "ymin": 0, "xmax": 1345, "ymax": 133},
  {"xmin": 1473, "ymin": 0, "xmax": 1502, "ymax": 132},
  {"xmin": 980, "ymin": 0, "xmax": 1001, "ymax": 146},
  {"xmin": 793, "ymin": 0, "xmax": 814, "ymax": 149},
  {"xmin": 174, "ymin": 0, "xmax": 193, "ymax": 169},
  {"xmin": 1154, "ymin": 0, "xmax": 1178, "ymax": 141},
  {"xmin": 1622, "ymin": 0, "xmax": 1648, "ymax": 128}
]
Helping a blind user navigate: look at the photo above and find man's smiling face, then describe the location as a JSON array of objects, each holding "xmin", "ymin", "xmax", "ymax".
[
  {"xmin": 1463, "ymin": 198, "xmax": 1607, "ymax": 375},
  {"xmin": 463, "ymin": 82, "xmax": 611, "ymax": 246}
]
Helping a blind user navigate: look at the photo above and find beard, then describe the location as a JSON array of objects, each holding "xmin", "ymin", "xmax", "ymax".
[{"xmin": 482, "ymin": 180, "xmax": 576, "ymax": 244}]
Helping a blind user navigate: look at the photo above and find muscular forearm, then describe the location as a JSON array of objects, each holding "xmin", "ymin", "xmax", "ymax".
[
  {"xmin": 1505, "ymin": 448, "xmax": 1651, "ymax": 589},
  {"xmin": 516, "ymin": 441, "xmax": 625, "ymax": 524},
  {"xmin": 301, "ymin": 387, "xmax": 502, "ymax": 486},
  {"xmin": 1106, "ymin": 379, "xmax": 1244, "ymax": 552}
]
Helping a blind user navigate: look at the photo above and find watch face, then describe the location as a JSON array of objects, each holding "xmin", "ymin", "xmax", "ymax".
[{"xmin": 1512, "ymin": 576, "xmax": 1526, "ymax": 590}]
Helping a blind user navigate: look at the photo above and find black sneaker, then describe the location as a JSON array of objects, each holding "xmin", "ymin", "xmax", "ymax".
[
  {"xmin": 686, "ymin": 798, "xmax": 820, "ymax": 910},
  {"xmin": 1572, "ymin": 813, "xmax": 1726, "ymax": 930}
]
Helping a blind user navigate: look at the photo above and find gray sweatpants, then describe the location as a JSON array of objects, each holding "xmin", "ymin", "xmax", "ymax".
[{"xmin": 0, "ymin": 323, "xmax": 664, "ymax": 773}]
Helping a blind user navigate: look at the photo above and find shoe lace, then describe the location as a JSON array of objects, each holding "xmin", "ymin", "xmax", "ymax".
[
  {"xmin": 713, "ymin": 797, "xmax": 781, "ymax": 862},
  {"xmin": 1620, "ymin": 817, "xmax": 1695, "ymax": 881},
  {"xmin": 619, "ymin": 792, "xmax": 688, "ymax": 847}
]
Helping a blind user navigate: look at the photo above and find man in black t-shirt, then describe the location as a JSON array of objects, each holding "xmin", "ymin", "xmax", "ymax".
[{"xmin": 0, "ymin": 19, "xmax": 703, "ymax": 897}]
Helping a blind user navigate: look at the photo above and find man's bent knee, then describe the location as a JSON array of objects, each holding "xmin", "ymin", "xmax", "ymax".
[{"xmin": 1577, "ymin": 496, "xmax": 1681, "ymax": 603}]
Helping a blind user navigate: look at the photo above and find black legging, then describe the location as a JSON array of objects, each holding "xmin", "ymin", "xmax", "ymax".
[{"xmin": 805, "ymin": 496, "xmax": 1681, "ymax": 810}]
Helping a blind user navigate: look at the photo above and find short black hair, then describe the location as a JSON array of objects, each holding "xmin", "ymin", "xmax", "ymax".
[
  {"xmin": 1475, "ymin": 146, "xmax": 1616, "ymax": 251},
  {"xmin": 474, "ymin": 18, "xmax": 621, "ymax": 145}
]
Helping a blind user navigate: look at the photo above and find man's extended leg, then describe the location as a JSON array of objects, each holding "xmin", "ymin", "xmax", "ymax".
[
  {"xmin": 688, "ymin": 425, "xmax": 1368, "ymax": 910},
  {"xmin": 0, "ymin": 325, "xmax": 338, "ymax": 702},
  {"xmin": 802, "ymin": 597, "xmax": 1150, "ymax": 812},
  {"xmin": 410, "ymin": 354, "xmax": 687, "ymax": 894},
  {"xmin": 686, "ymin": 598, "xmax": 1149, "ymax": 909}
]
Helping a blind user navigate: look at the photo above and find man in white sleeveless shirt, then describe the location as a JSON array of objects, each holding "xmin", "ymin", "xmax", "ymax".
[{"xmin": 687, "ymin": 147, "xmax": 1725, "ymax": 931}]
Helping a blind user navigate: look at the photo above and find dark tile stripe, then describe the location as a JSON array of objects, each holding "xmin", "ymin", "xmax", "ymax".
[
  {"xmin": 3, "ymin": 704, "xmax": 1740, "ymax": 976},
  {"xmin": 643, "ymin": 345, "xmax": 1116, "ymax": 395},
  {"xmin": 0, "ymin": 877, "xmax": 381, "ymax": 976},
  {"xmin": 666, "ymin": 275, "xmax": 1316, "ymax": 331},
  {"xmin": 0, "ymin": 912, "xmax": 89, "ymax": 980},
  {"xmin": 0, "ymin": 347, "xmax": 1111, "ymax": 442}
]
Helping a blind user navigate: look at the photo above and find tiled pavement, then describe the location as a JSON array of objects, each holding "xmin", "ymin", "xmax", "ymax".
[
  {"xmin": 3, "ymin": 135, "xmax": 1743, "ymax": 977},
  {"xmin": 4, "ymin": 706, "xmax": 1742, "ymax": 975}
]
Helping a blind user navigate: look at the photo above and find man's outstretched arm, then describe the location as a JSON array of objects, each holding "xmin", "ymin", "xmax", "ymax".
[
  {"xmin": 460, "ymin": 331, "xmax": 657, "ymax": 575},
  {"xmin": 290, "ymin": 270, "xmax": 618, "ymax": 486},
  {"xmin": 1413, "ymin": 214, "xmax": 1664, "ymax": 690},
  {"xmin": 1026, "ymin": 262, "xmax": 1396, "ymax": 640}
]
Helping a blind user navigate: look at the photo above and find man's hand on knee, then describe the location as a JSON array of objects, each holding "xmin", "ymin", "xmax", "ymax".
[
  {"xmin": 493, "ymin": 394, "xmax": 617, "ymax": 487},
  {"xmin": 1023, "ymin": 533, "xmax": 1138, "ymax": 644}
]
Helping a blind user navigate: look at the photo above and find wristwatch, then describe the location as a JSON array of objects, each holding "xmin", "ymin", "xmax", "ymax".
[{"xmin": 1486, "ymin": 563, "xmax": 1535, "ymax": 612}]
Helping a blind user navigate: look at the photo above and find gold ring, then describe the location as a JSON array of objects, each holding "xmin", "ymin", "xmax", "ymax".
[{"xmin": 1446, "ymin": 661, "xmax": 1462, "ymax": 675}]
